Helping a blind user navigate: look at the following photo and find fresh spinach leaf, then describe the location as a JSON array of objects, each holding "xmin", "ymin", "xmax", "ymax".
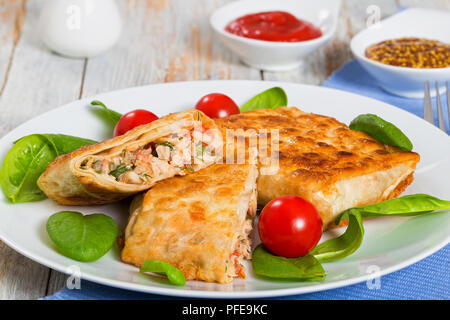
[
  {"xmin": 42, "ymin": 134, "xmax": 96, "ymax": 155},
  {"xmin": 0, "ymin": 134, "xmax": 96, "ymax": 203},
  {"xmin": 349, "ymin": 114, "xmax": 413, "ymax": 151},
  {"xmin": 240, "ymin": 87, "xmax": 288, "ymax": 112},
  {"xmin": 252, "ymin": 244, "xmax": 326, "ymax": 281},
  {"xmin": 109, "ymin": 164, "xmax": 131, "ymax": 179},
  {"xmin": 311, "ymin": 194, "xmax": 450, "ymax": 263},
  {"xmin": 338, "ymin": 194, "xmax": 450, "ymax": 220},
  {"xmin": 46, "ymin": 211, "xmax": 118, "ymax": 262},
  {"xmin": 140, "ymin": 260, "xmax": 186, "ymax": 285},
  {"xmin": 0, "ymin": 135, "xmax": 57, "ymax": 203},
  {"xmin": 91, "ymin": 100, "xmax": 123, "ymax": 127},
  {"xmin": 311, "ymin": 210, "xmax": 364, "ymax": 263}
]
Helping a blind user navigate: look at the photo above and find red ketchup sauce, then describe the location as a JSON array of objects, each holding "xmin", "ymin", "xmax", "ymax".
[{"xmin": 225, "ymin": 11, "xmax": 322, "ymax": 42}]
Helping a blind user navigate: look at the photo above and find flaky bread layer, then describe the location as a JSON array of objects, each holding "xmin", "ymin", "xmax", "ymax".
[{"xmin": 121, "ymin": 163, "xmax": 259, "ymax": 284}]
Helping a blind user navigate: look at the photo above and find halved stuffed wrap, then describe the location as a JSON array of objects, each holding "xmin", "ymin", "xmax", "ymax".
[
  {"xmin": 37, "ymin": 109, "xmax": 222, "ymax": 205},
  {"xmin": 121, "ymin": 163, "xmax": 258, "ymax": 284}
]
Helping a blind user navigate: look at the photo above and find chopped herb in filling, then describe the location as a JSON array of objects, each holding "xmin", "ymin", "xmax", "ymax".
[
  {"xmin": 183, "ymin": 164, "xmax": 195, "ymax": 172},
  {"xmin": 195, "ymin": 142, "xmax": 215, "ymax": 161},
  {"xmin": 86, "ymin": 127, "xmax": 217, "ymax": 185},
  {"xmin": 195, "ymin": 143, "xmax": 204, "ymax": 159},
  {"xmin": 159, "ymin": 141, "xmax": 174, "ymax": 150},
  {"xmin": 80, "ymin": 159, "xmax": 89, "ymax": 169},
  {"xmin": 110, "ymin": 163, "xmax": 132, "ymax": 180}
]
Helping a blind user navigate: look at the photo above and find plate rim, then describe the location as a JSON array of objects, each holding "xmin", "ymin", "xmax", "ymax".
[
  {"xmin": 1, "ymin": 223, "xmax": 448, "ymax": 298},
  {"xmin": 1, "ymin": 80, "xmax": 449, "ymax": 144},
  {"xmin": 0, "ymin": 80, "xmax": 449, "ymax": 298}
]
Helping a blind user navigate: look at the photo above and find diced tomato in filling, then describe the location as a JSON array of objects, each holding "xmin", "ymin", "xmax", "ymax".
[
  {"xmin": 191, "ymin": 126, "xmax": 206, "ymax": 139},
  {"xmin": 235, "ymin": 264, "xmax": 246, "ymax": 279},
  {"xmin": 230, "ymin": 250, "xmax": 246, "ymax": 278}
]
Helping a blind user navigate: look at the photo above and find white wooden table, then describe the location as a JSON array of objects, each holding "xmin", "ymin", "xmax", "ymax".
[{"xmin": 0, "ymin": 0, "xmax": 448, "ymax": 300}]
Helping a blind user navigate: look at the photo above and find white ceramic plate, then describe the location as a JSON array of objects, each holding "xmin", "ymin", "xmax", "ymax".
[{"xmin": 0, "ymin": 81, "xmax": 449, "ymax": 299}]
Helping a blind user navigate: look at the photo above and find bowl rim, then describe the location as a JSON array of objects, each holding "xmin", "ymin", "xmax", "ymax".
[
  {"xmin": 350, "ymin": 9, "xmax": 450, "ymax": 74},
  {"xmin": 351, "ymin": 36, "xmax": 450, "ymax": 74},
  {"xmin": 209, "ymin": 0, "xmax": 341, "ymax": 48}
]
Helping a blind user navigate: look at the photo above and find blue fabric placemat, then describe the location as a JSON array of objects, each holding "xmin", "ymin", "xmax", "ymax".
[
  {"xmin": 43, "ymin": 60, "xmax": 450, "ymax": 300},
  {"xmin": 324, "ymin": 60, "xmax": 449, "ymax": 133},
  {"xmin": 45, "ymin": 245, "xmax": 449, "ymax": 300}
]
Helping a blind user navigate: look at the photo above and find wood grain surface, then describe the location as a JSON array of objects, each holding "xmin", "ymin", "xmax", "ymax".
[{"xmin": 0, "ymin": 0, "xmax": 447, "ymax": 299}]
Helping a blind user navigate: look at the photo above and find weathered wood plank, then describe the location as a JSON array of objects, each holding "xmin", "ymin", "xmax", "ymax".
[
  {"xmin": 81, "ymin": 0, "xmax": 260, "ymax": 98},
  {"xmin": 397, "ymin": 0, "xmax": 449, "ymax": 9},
  {"xmin": 0, "ymin": 241, "xmax": 49, "ymax": 300},
  {"xmin": 0, "ymin": 0, "xmax": 85, "ymax": 299},
  {"xmin": 0, "ymin": 2, "xmax": 86, "ymax": 136},
  {"xmin": 0, "ymin": 0, "xmax": 26, "ymax": 97},
  {"xmin": 46, "ymin": 271, "xmax": 67, "ymax": 297}
]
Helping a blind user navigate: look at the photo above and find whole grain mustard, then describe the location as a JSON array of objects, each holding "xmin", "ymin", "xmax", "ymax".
[{"xmin": 365, "ymin": 37, "xmax": 450, "ymax": 68}]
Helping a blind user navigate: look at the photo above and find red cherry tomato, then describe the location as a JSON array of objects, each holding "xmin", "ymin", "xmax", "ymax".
[
  {"xmin": 258, "ymin": 195, "xmax": 323, "ymax": 258},
  {"xmin": 195, "ymin": 93, "xmax": 240, "ymax": 119},
  {"xmin": 113, "ymin": 109, "xmax": 159, "ymax": 137}
]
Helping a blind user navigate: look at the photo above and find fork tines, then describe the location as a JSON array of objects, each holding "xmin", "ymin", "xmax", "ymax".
[{"xmin": 424, "ymin": 81, "xmax": 449, "ymax": 133}]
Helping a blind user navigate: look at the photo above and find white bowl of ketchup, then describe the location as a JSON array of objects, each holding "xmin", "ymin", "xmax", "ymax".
[{"xmin": 210, "ymin": 0, "xmax": 341, "ymax": 72}]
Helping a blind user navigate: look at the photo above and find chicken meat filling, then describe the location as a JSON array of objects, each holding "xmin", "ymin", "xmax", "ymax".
[
  {"xmin": 81, "ymin": 129, "xmax": 217, "ymax": 184},
  {"xmin": 228, "ymin": 188, "xmax": 257, "ymax": 279}
]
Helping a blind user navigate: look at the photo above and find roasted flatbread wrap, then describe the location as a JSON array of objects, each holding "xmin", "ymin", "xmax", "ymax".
[
  {"xmin": 215, "ymin": 107, "xmax": 420, "ymax": 229},
  {"xmin": 121, "ymin": 163, "xmax": 258, "ymax": 284},
  {"xmin": 37, "ymin": 109, "xmax": 222, "ymax": 205}
]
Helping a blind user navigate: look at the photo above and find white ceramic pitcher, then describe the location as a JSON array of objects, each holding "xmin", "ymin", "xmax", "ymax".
[{"xmin": 39, "ymin": 0, "xmax": 122, "ymax": 58}]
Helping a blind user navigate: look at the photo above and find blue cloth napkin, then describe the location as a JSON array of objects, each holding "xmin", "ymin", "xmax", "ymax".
[
  {"xmin": 43, "ymin": 60, "xmax": 450, "ymax": 300},
  {"xmin": 324, "ymin": 60, "xmax": 449, "ymax": 133}
]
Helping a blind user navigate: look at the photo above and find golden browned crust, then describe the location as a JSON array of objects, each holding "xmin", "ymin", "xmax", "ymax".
[
  {"xmin": 215, "ymin": 107, "xmax": 420, "ymax": 228},
  {"xmin": 387, "ymin": 172, "xmax": 415, "ymax": 199},
  {"xmin": 121, "ymin": 163, "xmax": 258, "ymax": 284},
  {"xmin": 37, "ymin": 109, "xmax": 219, "ymax": 205}
]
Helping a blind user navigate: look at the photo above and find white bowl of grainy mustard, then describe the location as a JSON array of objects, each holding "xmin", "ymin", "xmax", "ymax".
[{"xmin": 350, "ymin": 8, "xmax": 450, "ymax": 98}]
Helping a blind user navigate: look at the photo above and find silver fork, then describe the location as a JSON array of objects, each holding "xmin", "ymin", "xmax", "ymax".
[{"xmin": 424, "ymin": 81, "xmax": 449, "ymax": 133}]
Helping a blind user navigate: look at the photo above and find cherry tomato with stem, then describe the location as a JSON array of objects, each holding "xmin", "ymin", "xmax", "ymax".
[
  {"xmin": 113, "ymin": 109, "xmax": 159, "ymax": 137},
  {"xmin": 258, "ymin": 195, "xmax": 323, "ymax": 258},
  {"xmin": 195, "ymin": 93, "xmax": 240, "ymax": 119}
]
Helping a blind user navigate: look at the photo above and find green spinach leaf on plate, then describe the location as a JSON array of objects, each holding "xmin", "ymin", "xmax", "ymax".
[
  {"xmin": 0, "ymin": 134, "xmax": 96, "ymax": 203},
  {"xmin": 240, "ymin": 87, "xmax": 288, "ymax": 112},
  {"xmin": 140, "ymin": 260, "xmax": 186, "ymax": 286},
  {"xmin": 252, "ymin": 244, "xmax": 325, "ymax": 281},
  {"xmin": 46, "ymin": 211, "xmax": 118, "ymax": 262},
  {"xmin": 349, "ymin": 114, "xmax": 413, "ymax": 151},
  {"xmin": 311, "ymin": 194, "xmax": 450, "ymax": 263},
  {"xmin": 310, "ymin": 210, "xmax": 364, "ymax": 263},
  {"xmin": 339, "ymin": 194, "xmax": 450, "ymax": 219},
  {"xmin": 91, "ymin": 100, "xmax": 123, "ymax": 128}
]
